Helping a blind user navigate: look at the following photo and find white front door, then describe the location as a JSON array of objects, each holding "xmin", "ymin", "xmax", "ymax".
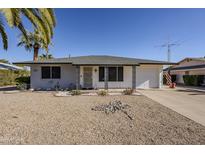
[{"xmin": 83, "ymin": 67, "xmax": 93, "ymax": 88}]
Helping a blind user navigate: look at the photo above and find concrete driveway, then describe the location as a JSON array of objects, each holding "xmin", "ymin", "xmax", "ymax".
[{"xmin": 139, "ymin": 87, "xmax": 205, "ymax": 126}]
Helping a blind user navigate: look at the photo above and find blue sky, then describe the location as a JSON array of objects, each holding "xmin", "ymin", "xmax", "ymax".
[{"xmin": 1, "ymin": 8, "xmax": 205, "ymax": 62}]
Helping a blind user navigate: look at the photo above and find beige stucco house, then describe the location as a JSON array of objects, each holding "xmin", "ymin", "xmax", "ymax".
[
  {"xmin": 164, "ymin": 57, "xmax": 205, "ymax": 84},
  {"xmin": 15, "ymin": 55, "xmax": 174, "ymax": 90}
]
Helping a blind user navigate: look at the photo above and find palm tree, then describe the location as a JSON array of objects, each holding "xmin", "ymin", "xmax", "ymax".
[
  {"xmin": 0, "ymin": 8, "xmax": 56, "ymax": 50},
  {"xmin": 18, "ymin": 30, "xmax": 51, "ymax": 61},
  {"xmin": 39, "ymin": 53, "xmax": 53, "ymax": 60}
]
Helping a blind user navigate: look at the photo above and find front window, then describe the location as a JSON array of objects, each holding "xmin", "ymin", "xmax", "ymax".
[
  {"xmin": 42, "ymin": 67, "xmax": 51, "ymax": 79},
  {"xmin": 41, "ymin": 66, "xmax": 61, "ymax": 79},
  {"xmin": 99, "ymin": 67, "xmax": 105, "ymax": 81},
  {"xmin": 52, "ymin": 67, "xmax": 61, "ymax": 79},
  {"xmin": 99, "ymin": 66, "xmax": 123, "ymax": 82}
]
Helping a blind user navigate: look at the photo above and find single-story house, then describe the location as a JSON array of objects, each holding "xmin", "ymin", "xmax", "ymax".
[
  {"xmin": 163, "ymin": 57, "xmax": 205, "ymax": 84},
  {"xmin": 14, "ymin": 55, "xmax": 174, "ymax": 90}
]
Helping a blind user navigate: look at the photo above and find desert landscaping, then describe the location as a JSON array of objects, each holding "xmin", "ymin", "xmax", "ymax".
[{"xmin": 0, "ymin": 91, "xmax": 205, "ymax": 144}]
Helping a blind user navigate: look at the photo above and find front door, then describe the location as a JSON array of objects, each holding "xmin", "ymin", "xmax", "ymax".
[{"xmin": 83, "ymin": 67, "xmax": 93, "ymax": 89}]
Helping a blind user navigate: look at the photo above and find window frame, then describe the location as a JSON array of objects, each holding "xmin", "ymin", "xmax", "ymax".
[
  {"xmin": 52, "ymin": 66, "xmax": 61, "ymax": 79},
  {"xmin": 99, "ymin": 67, "xmax": 105, "ymax": 82},
  {"xmin": 117, "ymin": 67, "xmax": 123, "ymax": 81},
  {"xmin": 41, "ymin": 66, "xmax": 51, "ymax": 79},
  {"xmin": 98, "ymin": 66, "xmax": 123, "ymax": 82},
  {"xmin": 41, "ymin": 66, "xmax": 61, "ymax": 79}
]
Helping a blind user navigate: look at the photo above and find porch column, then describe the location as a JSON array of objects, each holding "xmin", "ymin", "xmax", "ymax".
[
  {"xmin": 104, "ymin": 66, "xmax": 108, "ymax": 90},
  {"xmin": 132, "ymin": 65, "xmax": 136, "ymax": 89},
  {"xmin": 76, "ymin": 66, "xmax": 80, "ymax": 90}
]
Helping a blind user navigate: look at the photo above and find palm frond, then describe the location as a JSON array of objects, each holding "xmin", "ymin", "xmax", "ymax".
[
  {"xmin": 0, "ymin": 8, "xmax": 20, "ymax": 27},
  {"xmin": 21, "ymin": 8, "xmax": 50, "ymax": 45},
  {"xmin": 0, "ymin": 8, "xmax": 56, "ymax": 51},
  {"xmin": 46, "ymin": 8, "xmax": 56, "ymax": 27},
  {"xmin": 0, "ymin": 17, "xmax": 8, "ymax": 50},
  {"xmin": 38, "ymin": 8, "xmax": 56, "ymax": 28},
  {"xmin": 17, "ymin": 21, "xmax": 28, "ymax": 41}
]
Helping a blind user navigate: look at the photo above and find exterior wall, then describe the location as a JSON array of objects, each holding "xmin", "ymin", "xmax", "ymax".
[
  {"xmin": 80, "ymin": 66, "xmax": 132, "ymax": 89},
  {"xmin": 30, "ymin": 64, "xmax": 76, "ymax": 89},
  {"xmin": 175, "ymin": 74, "xmax": 184, "ymax": 84},
  {"xmin": 80, "ymin": 65, "xmax": 162, "ymax": 89},
  {"xmin": 136, "ymin": 65, "xmax": 163, "ymax": 89},
  {"xmin": 30, "ymin": 64, "xmax": 163, "ymax": 89}
]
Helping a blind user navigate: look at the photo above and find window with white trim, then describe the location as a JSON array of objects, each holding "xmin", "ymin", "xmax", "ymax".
[
  {"xmin": 99, "ymin": 67, "xmax": 123, "ymax": 82},
  {"xmin": 41, "ymin": 66, "xmax": 61, "ymax": 79}
]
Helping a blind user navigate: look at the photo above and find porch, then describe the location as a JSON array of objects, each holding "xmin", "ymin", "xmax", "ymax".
[{"xmin": 75, "ymin": 65, "xmax": 137, "ymax": 90}]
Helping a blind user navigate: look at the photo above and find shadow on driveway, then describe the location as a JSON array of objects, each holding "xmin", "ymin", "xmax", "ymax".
[{"xmin": 176, "ymin": 89, "xmax": 205, "ymax": 95}]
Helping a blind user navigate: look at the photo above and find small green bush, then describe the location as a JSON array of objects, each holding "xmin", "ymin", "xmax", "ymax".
[
  {"xmin": 15, "ymin": 76, "xmax": 30, "ymax": 84},
  {"xmin": 97, "ymin": 90, "xmax": 108, "ymax": 96},
  {"xmin": 122, "ymin": 88, "xmax": 134, "ymax": 95},
  {"xmin": 183, "ymin": 75, "xmax": 204, "ymax": 86},
  {"xmin": 16, "ymin": 83, "xmax": 27, "ymax": 90},
  {"xmin": 71, "ymin": 90, "xmax": 81, "ymax": 96},
  {"xmin": 15, "ymin": 76, "xmax": 30, "ymax": 90}
]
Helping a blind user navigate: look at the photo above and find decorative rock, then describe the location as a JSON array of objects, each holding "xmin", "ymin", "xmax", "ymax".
[
  {"xmin": 91, "ymin": 100, "xmax": 133, "ymax": 120},
  {"xmin": 54, "ymin": 91, "xmax": 71, "ymax": 97},
  {"xmin": 132, "ymin": 92, "xmax": 142, "ymax": 96},
  {"xmin": 108, "ymin": 92, "xmax": 122, "ymax": 96},
  {"xmin": 29, "ymin": 88, "xmax": 34, "ymax": 91},
  {"xmin": 82, "ymin": 93, "xmax": 98, "ymax": 96}
]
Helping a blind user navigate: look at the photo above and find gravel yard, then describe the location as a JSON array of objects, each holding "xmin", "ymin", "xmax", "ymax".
[{"xmin": 0, "ymin": 91, "xmax": 205, "ymax": 144}]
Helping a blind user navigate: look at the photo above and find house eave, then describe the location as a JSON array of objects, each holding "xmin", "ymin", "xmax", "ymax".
[
  {"xmin": 72, "ymin": 64, "xmax": 140, "ymax": 66},
  {"xmin": 13, "ymin": 62, "xmax": 73, "ymax": 65},
  {"xmin": 139, "ymin": 62, "xmax": 177, "ymax": 65}
]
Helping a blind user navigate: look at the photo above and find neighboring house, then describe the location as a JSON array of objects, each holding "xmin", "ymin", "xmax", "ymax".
[
  {"xmin": 164, "ymin": 57, "xmax": 205, "ymax": 84},
  {"xmin": 0, "ymin": 62, "xmax": 24, "ymax": 71},
  {"xmin": 14, "ymin": 55, "xmax": 174, "ymax": 90},
  {"xmin": 0, "ymin": 62, "xmax": 25, "ymax": 87}
]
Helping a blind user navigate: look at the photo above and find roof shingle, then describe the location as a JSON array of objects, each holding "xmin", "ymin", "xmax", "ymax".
[{"xmin": 14, "ymin": 55, "xmax": 175, "ymax": 65}]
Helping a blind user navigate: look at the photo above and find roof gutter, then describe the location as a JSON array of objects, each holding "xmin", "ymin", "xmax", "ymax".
[
  {"xmin": 72, "ymin": 64, "xmax": 140, "ymax": 66},
  {"xmin": 13, "ymin": 62, "xmax": 73, "ymax": 65},
  {"xmin": 139, "ymin": 62, "xmax": 177, "ymax": 65}
]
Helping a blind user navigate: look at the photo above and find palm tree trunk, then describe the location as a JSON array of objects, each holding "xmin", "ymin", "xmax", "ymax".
[{"xmin": 33, "ymin": 44, "xmax": 39, "ymax": 61}]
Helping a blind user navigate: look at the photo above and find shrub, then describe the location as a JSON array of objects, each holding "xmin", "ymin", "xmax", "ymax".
[
  {"xmin": 97, "ymin": 90, "xmax": 108, "ymax": 96},
  {"xmin": 122, "ymin": 88, "xmax": 134, "ymax": 95},
  {"xmin": 15, "ymin": 76, "xmax": 30, "ymax": 84},
  {"xmin": 15, "ymin": 76, "xmax": 30, "ymax": 90},
  {"xmin": 16, "ymin": 83, "xmax": 27, "ymax": 90},
  {"xmin": 70, "ymin": 90, "xmax": 81, "ymax": 96},
  {"xmin": 183, "ymin": 75, "xmax": 204, "ymax": 86}
]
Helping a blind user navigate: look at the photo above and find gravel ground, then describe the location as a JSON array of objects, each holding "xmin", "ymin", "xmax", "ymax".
[{"xmin": 0, "ymin": 91, "xmax": 205, "ymax": 145}]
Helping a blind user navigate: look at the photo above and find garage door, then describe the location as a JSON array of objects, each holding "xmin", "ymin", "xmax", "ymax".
[{"xmin": 136, "ymin": 67, "xmax": 159, "ymax": 88}]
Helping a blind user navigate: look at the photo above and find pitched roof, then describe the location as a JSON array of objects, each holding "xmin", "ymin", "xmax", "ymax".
[
  {"xmin": 14, "ymin": 55, "xmax": 175, "ymax": 65},
  {"xmin": 178, "ymin": 57, "xmax": 205, "ymax": 64},
  {"xmin": 164, "ymin": 64, "xmax": 205, "ymax": 71}
]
